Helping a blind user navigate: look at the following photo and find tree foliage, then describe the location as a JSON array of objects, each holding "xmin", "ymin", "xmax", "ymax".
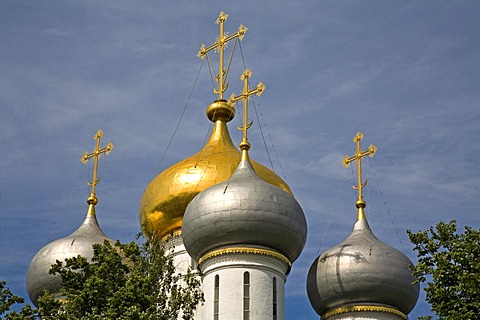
[
  {"xmin": 2, "ymin": 237, "xmax": 203, "ymax": 320},
  {"xmin": 37, "ymin": 238, "xmax": 203, "ymax": 320},
  {"xmin": 408, "ymin": 220, "xmax": 480, "ymax": 320},
  {"xmin": 0, "ymin": 281, "xmax": 37, "ymax": 319}
]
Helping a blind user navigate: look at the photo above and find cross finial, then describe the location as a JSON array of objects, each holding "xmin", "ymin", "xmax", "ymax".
[
  {"xmin": 342, "ymin": 132, "xmax": 377, "ymax": 220},
  {"xmin": 229, "ymin": 69, "xmax": 265, "ymax": 160},
  {"xmin": 197, "ymin": 11, "xmax": 248, "ymax": 100},
  {"xmin": 81, "ymin": 129, "xmax": 114, "ymax": 205}
]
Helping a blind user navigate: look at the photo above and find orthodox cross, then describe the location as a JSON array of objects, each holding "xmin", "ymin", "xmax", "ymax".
[
  {"xmin": 81, "ymin": 129, "xmax": 114, "ymax": 204},
  {"xmin": 342, "ymin": 132, "xmax": 377, "ymax": 211},
  {"xmin": 229, "ymin": 69, "xmax": 265, "ymax": 152},
  {"xmin": 197, "ymin": 11, "xmax": 248, "ymax": 100}
]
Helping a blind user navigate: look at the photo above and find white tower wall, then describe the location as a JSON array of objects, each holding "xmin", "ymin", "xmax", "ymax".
[
  {"xmin": 197, "ymin": 250, "xmax": 290, "ymax": 320},
  {"xmin": 165, "ymin": 235, "xmax": 202, "ymax": 320},
  {"xmin": 165, "ymin": 234, "xmax": 193, "ymax": 274}
]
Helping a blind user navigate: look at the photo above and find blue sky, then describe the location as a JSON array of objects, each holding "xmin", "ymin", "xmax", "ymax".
[{"xmin": 1, "ymin": 1, "xmax": 479, "ymax": 319}]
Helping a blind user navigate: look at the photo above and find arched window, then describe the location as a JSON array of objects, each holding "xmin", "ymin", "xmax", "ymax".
[
  {"xmin": 243, "ymin": 272, "xmax": 250, "ymax": 320},
  {"xmin": 273, "ymin": 277, "xmax": 277, "ymax": 320},
  {"xmin": 214, "ymin": 275, "xmax": 220, "ymax": 320}
]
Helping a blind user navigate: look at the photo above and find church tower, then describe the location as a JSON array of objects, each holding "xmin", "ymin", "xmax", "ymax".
[
  {"xmin": 182, "ymin": 68, "xmax": 307, "ymax": 320},
  {"xmin": 26, "ymin": 129, "xmax": 115, "ymax": 306},
  {"xmin": 138, "ymin": 10, "xmax": 295, "ymax": 291},
  {"xmin": 139, "ymin": 11, "xmax": 307, "ymax": 320},
  {"xmin": 306, "ymin": 132, "xmax": 419, "ymax": 320}
]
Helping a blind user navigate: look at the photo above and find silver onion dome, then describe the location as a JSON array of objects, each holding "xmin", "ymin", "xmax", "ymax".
[
  {"xmin": 182, "ymin": 159, "xmax": 307, "ymax": 263},
  {"xmin": 306, "ymin": 218, "xmax": 419, "ymax": 317},
  {"xmin": 26, "ymin": 204, "xmax": 113, "ymax": 306}
]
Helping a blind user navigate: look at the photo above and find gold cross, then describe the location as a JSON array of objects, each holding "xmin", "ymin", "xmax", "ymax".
[
  {"xmin": 229, "ymin": 69, "xmax": 265, "ymax": 153},
  {"xmin": 81, "ymin": 129, "xmax": 113, "ymax": 204},
  {"xmin": 197, "ymin": 11, "xmax": 248, "ymax": 100},
  {"xmin": 342, "ymin": 132, "xmax": 377, "ymax": 214}
]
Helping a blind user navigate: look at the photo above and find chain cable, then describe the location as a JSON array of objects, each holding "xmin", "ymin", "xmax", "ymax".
[
  {"xmin": 367, "ymin": 159, "xmax": 409, "ymax": 255},
  {"xmin": 154, "ymin": 60, "xmax": 204, "ymax": 175},
  {"xmin": 238, "ymin": 42, "xmax": 285, "ymax": 178},
  {"xmin": 317, "ymin": 171, "xmax": 349, "ymax": 255}
]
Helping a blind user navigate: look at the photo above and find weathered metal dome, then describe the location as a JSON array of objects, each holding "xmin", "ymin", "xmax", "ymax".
[
  {"xmin": 182, "ymin": 157, "xmax": 307, "ymax": 264},
  {"xmin": 26, "ymin": 204, "xmax": 113, "ymax": 306},
  {"xmin": 306, "ymin": 218, "xmax": 420, "ymax": 317}
]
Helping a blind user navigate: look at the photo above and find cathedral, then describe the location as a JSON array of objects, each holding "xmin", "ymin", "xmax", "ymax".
[{"xmin": 26, "ymin": 12, "xmax": 419, "ymax": 320}]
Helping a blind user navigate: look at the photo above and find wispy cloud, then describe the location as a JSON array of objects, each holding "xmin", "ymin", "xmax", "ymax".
[{"xmin": 1, "ymin": 3, "xmax": 479, "ymax": 319}]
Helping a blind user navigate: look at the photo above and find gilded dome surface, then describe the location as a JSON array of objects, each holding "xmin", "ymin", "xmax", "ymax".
[
  {"xmin": 182, "ymin": 158, "xmax": 307, "ymax": 263},
  {"xmin": 139, "ymin": 100, "xmax": 292, "ymax": 240},
  {"xmin": 26, "ymin": 205, "xmax": 113, "ymax": 306},
  {"xmin": 306, "ymin": 218, "xmax": 419, "ymax": 316}
]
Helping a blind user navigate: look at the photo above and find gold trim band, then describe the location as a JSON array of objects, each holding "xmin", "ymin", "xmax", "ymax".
[
  {"xmin": 323, "ymin": 305, "xmax": 407, "ymax": 320},
  {"xmin": 160, "ymin": 229, "xmax": 182, "ymax": 242},
  {"xmin": 198, "ymin": 247, "xmax": 291, "ymax": 267}
]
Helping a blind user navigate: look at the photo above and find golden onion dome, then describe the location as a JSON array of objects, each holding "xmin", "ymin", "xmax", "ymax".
[{"xmin": 139, "ymin": 100, "xmax": 292, "ymax": 240}]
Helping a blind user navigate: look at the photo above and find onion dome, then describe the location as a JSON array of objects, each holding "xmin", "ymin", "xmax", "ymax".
[
  {"xmin": 139, "ymin": 99, "xmax": 292, "ymax": 240},
  {"xmin": 182, "ymin": 151, "xmax": 307, "ymax": 264},
  {"xmin": 307, "ymin": 132, "xmax": 419, "ymax": 319},
  {"xmin": 26, "ymin": 129, "xmax": 114, "ymax": 307},
  {"xmin": 26, "ymin": 204, "xmax": 113, "ymax": 306},
  {"xmin": 306, "ymin": 217, "xmax": 419, "ymax": 318}
]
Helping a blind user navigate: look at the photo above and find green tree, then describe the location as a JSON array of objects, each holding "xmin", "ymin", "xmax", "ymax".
[
  {"xmin": 0, "ymin": 281, "xmax": 38, "ymax": 319},
  {"xmin": 407, "ymin": 220, "xmax": 480, "ymax": 320},
  {"xmin": 37, "ymin": 237, "xmax": 203, "ymax": 319}
]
